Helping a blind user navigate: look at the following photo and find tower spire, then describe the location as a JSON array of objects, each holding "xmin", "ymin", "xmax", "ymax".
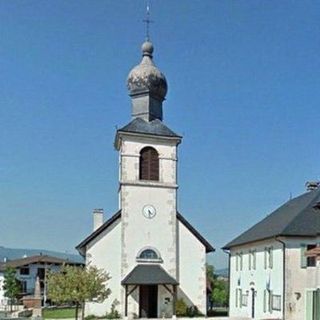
[{"xmin": 143, "ymin": 3, "xmax": 153, "ymax": 41}]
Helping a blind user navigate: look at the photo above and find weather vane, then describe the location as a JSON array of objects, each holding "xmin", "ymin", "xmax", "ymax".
[{"xmin": 143, "ymin": 3, "xmax": 153, "ymax": 41}]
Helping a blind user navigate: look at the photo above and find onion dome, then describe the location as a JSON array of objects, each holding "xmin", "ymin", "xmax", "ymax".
[{"xmin": 127, "ymin": 41, "xmax": 168, "ymax": 101}]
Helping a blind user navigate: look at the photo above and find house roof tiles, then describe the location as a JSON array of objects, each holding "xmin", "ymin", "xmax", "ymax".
[
  {"xmin": 117, "ymin": 118, "xmax": 181, "ymax": 139},
  {"xmin": 224, "ymin": 188, "xmax": 320, "ymax": 249}
]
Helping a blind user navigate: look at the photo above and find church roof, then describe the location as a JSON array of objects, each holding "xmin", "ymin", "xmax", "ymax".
[
  {"xmin": 76, "ymin": 210, "xmax": 121, "ymax": 256},
  {"xmin": 176, "ymin": 212, "xmax": 214, "ymax": 253},
  {"xmin": 121, "ymin": 264, "xmax": 178, "ymax": 285},
  {"xmin": 223, "ymin": 188, "xmax": 320, "ymax": 249},
  {"xmin": 76, "ymin": 210, "xmax": 214, "ymax": 255},
  {"xmin": 117, "ymin": 118, "xmax": 181, "ymax": 139}
]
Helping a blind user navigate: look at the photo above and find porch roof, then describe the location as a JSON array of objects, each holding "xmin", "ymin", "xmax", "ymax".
[{"xmin": 121, "ymin": 264, "xmax": 178, "ymax": 285}]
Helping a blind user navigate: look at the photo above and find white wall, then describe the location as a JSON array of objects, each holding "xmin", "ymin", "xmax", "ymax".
[
  {"xmin": 229, "ymin": 239, "xmax": 283, "ymax": 320},
  {"xmin": 178, "ymin": 220, "xmax": 207, "ymax": 315},
  {"xmin": 85, "ymin": 219, "xmax": 122, "ymax": 317},
  {"xmin": 229, "ymin": 236, "xmax": 320, "ymax": 320}
]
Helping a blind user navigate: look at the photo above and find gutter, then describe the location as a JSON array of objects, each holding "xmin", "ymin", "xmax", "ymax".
[
  {"xmin": 223, "ymin": 248, "xmax": 231, "ymax": 317},
  {"xmin": 275, "ymin": 237, "xmax": 286, "ymax": 320}
]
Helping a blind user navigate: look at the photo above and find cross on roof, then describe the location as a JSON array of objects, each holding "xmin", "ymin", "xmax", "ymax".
[{"xmin": 143, "ymin": 4, "xmax": 153, "ymax": 41}]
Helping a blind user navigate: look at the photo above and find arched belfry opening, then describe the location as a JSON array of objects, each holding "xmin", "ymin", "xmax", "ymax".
[{"xmin": 139, "ymin": 147, "xmax": 159, "ymax": 181}]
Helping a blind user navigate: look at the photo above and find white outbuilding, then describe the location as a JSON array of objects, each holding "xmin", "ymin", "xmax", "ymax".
[
  {"xmin": 224, "ymin": 183, "xmax": 320, "ymax": 320},
  {"xmin": 76, "ymin": 40, "xmax": 214, "ymax": 319}
]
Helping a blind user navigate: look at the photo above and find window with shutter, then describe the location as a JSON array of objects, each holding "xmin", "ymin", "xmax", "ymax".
[
  {"xmin": 301, "ymin": 244, "xmax": 307, "ymax": 268},
  {"xmin": 139, "ymin": 147, "xmax": 159, "ymax": 181},
  {"xmin": 307, "ymin": 244, "xmax": 317, "ymax": 267}
]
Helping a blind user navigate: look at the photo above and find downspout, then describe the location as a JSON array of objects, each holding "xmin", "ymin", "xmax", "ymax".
[
  {"xmin": 223, "ymin": 249, "xmax": 231, "ymax": 317},
  {"xmin": 275, "ymin": 237, "xmax": 286, "ymax": 320}
]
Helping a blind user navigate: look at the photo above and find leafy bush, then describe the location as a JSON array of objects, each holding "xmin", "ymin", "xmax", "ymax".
[
  {"xmin": 105, "ymin": 299, "xmax": 121, "ymax": 319},
  {"xmin": 186, "ymin": 306, "xmax": 203, "ymax": 317},
  {"xmin": 175, "ymin": 299, "xmax": 187, "ymax": 316},
  {"xmin": 176, "ymin": 299, "xmax": 203, "ymax": 317}
]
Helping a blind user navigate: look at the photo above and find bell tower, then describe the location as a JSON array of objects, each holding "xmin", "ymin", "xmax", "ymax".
[{"xmin": 114, "ymin": 40, "xmax": 182, "ymax": 316}]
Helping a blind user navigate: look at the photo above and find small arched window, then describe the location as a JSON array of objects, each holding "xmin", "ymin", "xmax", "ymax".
[
  {"xmin": 139, "ymin": 249, "xmax": 159, "ymax": 260},
  {"xmin": 136, "ymin": 248, "xmax": 163, "ymax": 263},
  {"xmin": 139, "ymin": 147, "xmax": 159, "ymax": 181}
]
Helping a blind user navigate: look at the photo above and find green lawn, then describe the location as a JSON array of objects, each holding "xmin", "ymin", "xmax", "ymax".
[{"xmin": 43, "ymin": 308, "xmax": 80, "ymax": 319}]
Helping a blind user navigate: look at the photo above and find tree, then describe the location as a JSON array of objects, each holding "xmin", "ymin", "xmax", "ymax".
[
  {"xmin": 212, "ymin": 279, "xmax": 228, "ymax": 307},
  {"xmin": 47, "ymin": 265, "xmax": 111, "ymax": 320},
  {"xmin": 3, "ymin": 267, "xmax": 21, "ymax": 312},
  {"xmin": 206, "ymin": 264, "xmax": 228, "ymax": 308}
]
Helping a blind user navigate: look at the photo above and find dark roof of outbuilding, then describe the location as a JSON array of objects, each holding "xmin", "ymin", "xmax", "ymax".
[
  {"xmin": 121, "ymin": 264, "xmax": 178, "ymax": 285},
  {"xmin": 224, "ymin": 188, "xmax": 320, "ymax": 249},
  {"xmin": 117, "ymin": 118, "xmax": 181, "ymax": 139},
  {"xmin": 76, "ymin": 210, "xmax": 214, "ymax": 255},
  {"xmin": 0, "ymin": 255, "xmax": 83, "ymax": 272}
]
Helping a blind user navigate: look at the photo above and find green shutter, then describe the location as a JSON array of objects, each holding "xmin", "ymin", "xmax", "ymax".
[
  {"xmin": 263, "ymin": 290, "xmax": 267, "ymax": 313},
  {"xmin": 270, "ymin": 247, "xmax": 273, "ymax": 269},
  {"xmin": 236, "ymin": 289, "xmax": 238, "ymax": 308},
  {"xmin": 236, "ymin": 254, "xmax": 239, "ymax": 271},
  {"xmin": 240, "ymin": 253, "xmax": 243, "ymax": 271},
  {"xmin": 301, "ymin": 244, "xmax": 307, "ymax": 268},
  {"xmin": 269, "ymin": 290, "xmax": 273, "ymax": 313},
  {"xmin": 264, "ymin": 248, "xmax": 267, "ymax": 269},
  {"xmin": 306, "ymin": 291, "xmax": 313, "ymax": 320},
  {"xmin": 316, "ymin": 289, "xmax": 320, "ymax": 320}
]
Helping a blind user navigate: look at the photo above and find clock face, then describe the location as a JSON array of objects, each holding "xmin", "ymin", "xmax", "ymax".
[{"xmin": 143, "ymin": 205, "xmax": 156, "ymax": 219}]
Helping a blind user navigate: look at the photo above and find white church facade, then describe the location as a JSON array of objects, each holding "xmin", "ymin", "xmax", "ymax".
[
  {"xmin": 76, "ymin": 40, "xmax": 214, "ymax": 318},
  {"xmin": 224, "ymin": 184, "xmax": 320, "ymax": 320}
]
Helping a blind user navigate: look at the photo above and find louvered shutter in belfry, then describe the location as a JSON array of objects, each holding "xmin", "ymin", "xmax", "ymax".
[
  {"xmin": 140, "ymin": 148, "xmax": 149, "ymax": 180},
  {"xmin": 139, "ymin": 147, "xmax": 159, "ymax": 181},
  {"xmin": 149, "ymin": 148, "xmax": 159, "ymax": 180}
]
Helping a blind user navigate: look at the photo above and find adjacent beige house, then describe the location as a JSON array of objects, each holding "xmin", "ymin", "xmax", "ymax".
[
  {"xmin": 224, "ymin": 184, "xmax": 320, "ymax": 320},
  {"xmin": 76, "ymin": 40, "xmax": 214, "ymax": 318}
]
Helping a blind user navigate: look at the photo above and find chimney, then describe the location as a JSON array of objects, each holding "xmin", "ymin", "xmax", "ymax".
[
  {"xmin": 305, "ymin": 181, "xmax": 320, "ymax": 191},
  {"xmin": 93, "ymin": 209, "xmax": 104, "ymax": 231}
]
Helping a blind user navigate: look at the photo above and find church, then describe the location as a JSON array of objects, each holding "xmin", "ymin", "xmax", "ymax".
[{"xmin": 76, "ymin": 39, "xmax": 214, "ymax": 318}]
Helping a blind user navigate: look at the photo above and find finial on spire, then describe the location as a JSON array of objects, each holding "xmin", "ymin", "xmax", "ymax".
[{"xmin": 143, "ymin": 3, "xmax": 153, "ymax": 41}]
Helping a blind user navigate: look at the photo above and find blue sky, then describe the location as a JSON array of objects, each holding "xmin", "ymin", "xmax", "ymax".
[{"xmin": 0, "ymin": 0, "xmax": 319, "ymax": 269}]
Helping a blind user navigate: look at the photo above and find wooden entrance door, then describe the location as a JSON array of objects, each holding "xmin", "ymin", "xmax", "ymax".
[{"xmin": 139, "ymin": 285, "xmax": 158, "ymax": 318}]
